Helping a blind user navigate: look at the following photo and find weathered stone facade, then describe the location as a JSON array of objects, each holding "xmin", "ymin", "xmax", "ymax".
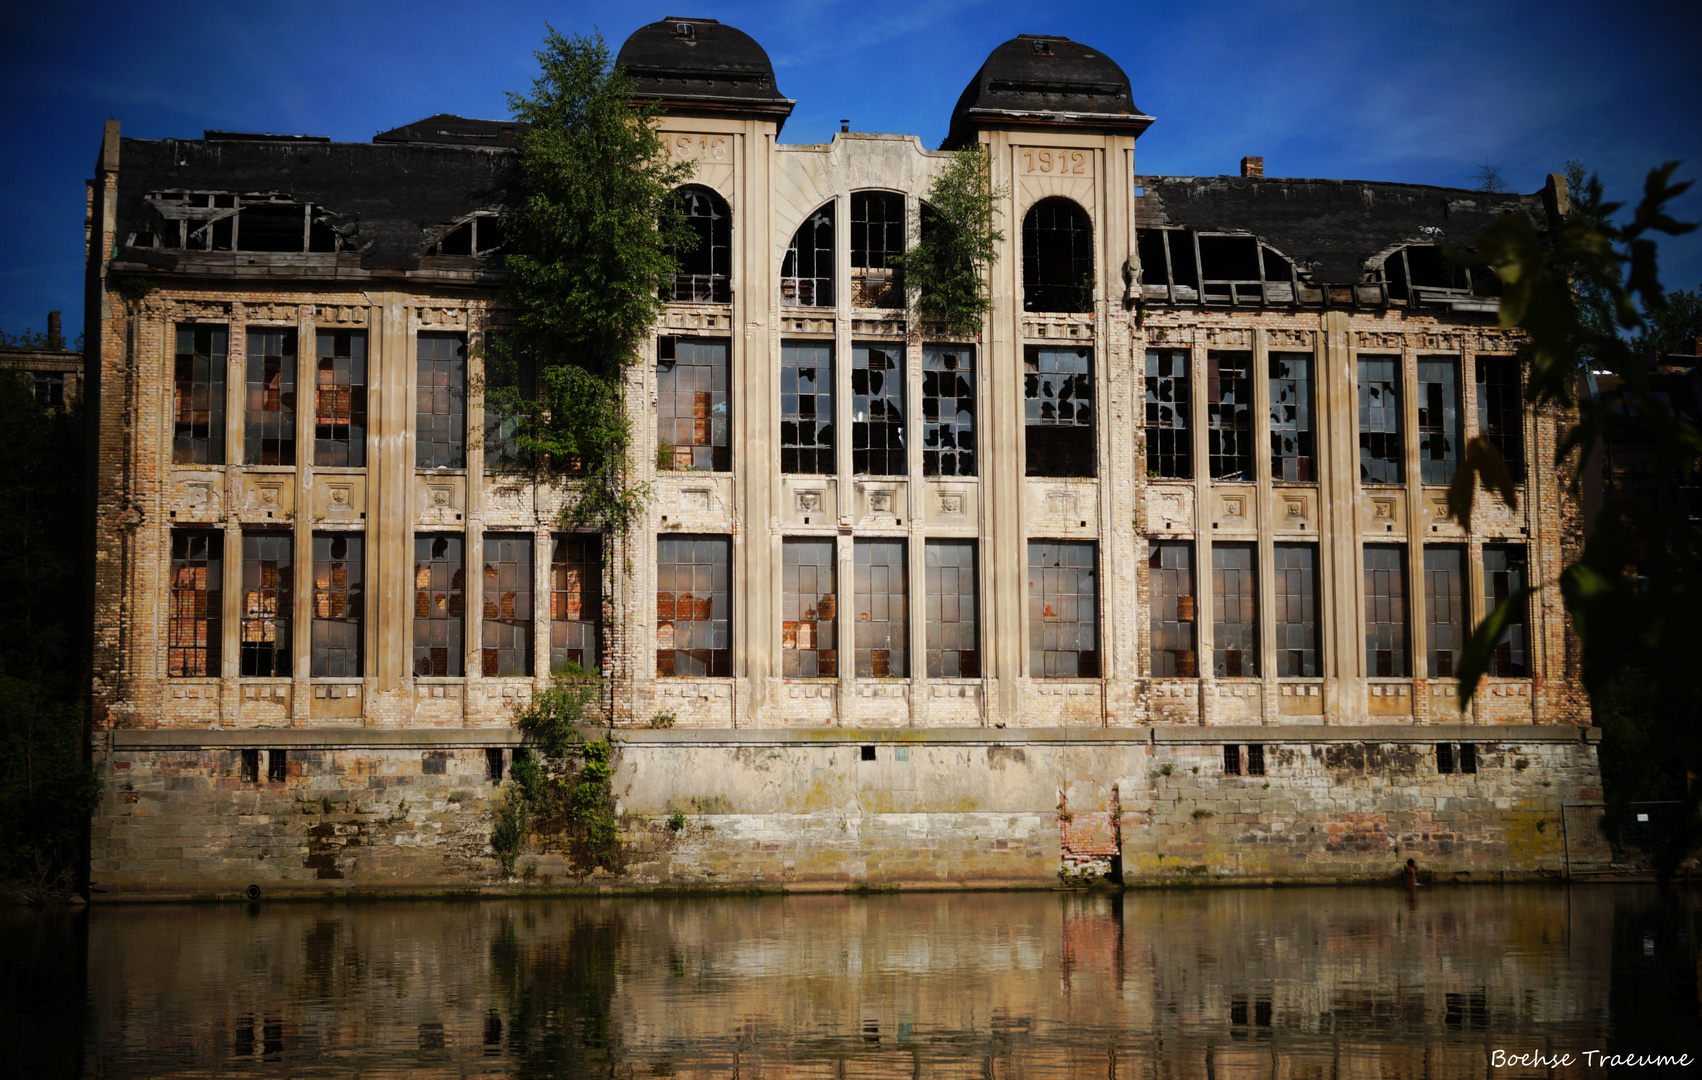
[{"xmin": 85, "ymin": 19, "xmax": 1600, "ymax": 899}]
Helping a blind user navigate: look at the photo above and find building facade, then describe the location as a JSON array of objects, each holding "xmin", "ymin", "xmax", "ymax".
[{"xmin": 85, "ymin": 19, "xmax": 1603, "ymax": 898}]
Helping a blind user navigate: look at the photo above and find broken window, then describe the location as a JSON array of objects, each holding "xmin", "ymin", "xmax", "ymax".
[
  {"xmin": 656, "ymin": 535, "xmax": 730, "ymax": 677},
  {"xmin": 1212, "ymin": 542, "xmax": 1258, "ymax": 677},
  {"xmin": 1022, "ymin": 198, "xmax": 1092, "ymax": 313},
  {"xmin": 1029, "ymin": 540, "xmax": 1098, "ymax": 677},
  {"xmin": 1269, "ymin": 353, "xmax": 1314, "ymax": 482},
  {"xmin": 781, "ymin": 342, "xmax": 834, "ymax": 474},
  {"xmin": 666, "ymin": 186, "xmax": 731, "ymax": 303},
  {"xmin": 413, "ymin": 534, "xmax": 465, "ymax": 677},
  {"xmin": 782, "ymin": 539, "xmax": 837, "ymax": 678},
  {"xmin": 1483, "ymin": 544, "xmax": 1529, "ymax": 677},
  {"xmin": 425, "ymin": 213, "xmax": 503, "ymax": 258},
  {"xmin": 1207, "ymin": 351, "xmax": 1255, "ymax": 481},
  {"xmin": 850, "ymin": 191, "xmax": 904, "ymax": 308},
  {"xmin": 1475, "ymin": 356, "xmax": 1524, "ymax": 481},
  {"xmin": 143, "ymin": 192, "xmax": 341, "ymax": 252},
  {"xmin": 1382, "ymin": 244, "xmax": 1497, "ymax": 303},
  {"xmin": 1025, "ymin": 346, "xmax": 1094, "ymax": 477},
  {"xmin": 854, "ymin": 540, "xmax": 907, "ymax": 678},
  {"xmin": 1364, "ymin": 544, "xmax": 1409, "ymax": 677},
  {"xmin": 244, "ymin": 328, "xmax": 295, "ymax": 466},
  {"xmin": 1358, "ymin": 356, "xmax": 1403, "ymax": 484},
  {"xmin": 852, "ymin": 343, "xmax": 905, "ymax": 476},
  {"xmin": 315, "ymin": 330, "xmax": 367, "ymax": 467},
  {"xmin": 1423, "ymin": 546, "xmax": 1466, "ymax": 678},
  {"xmin": 781, "ymin": 203, "xmax": 834, "ymax": 306},
  {"xmin": 1197, "ymin": 234, "xmax": 1263, "ymax": 306},
  {"xmin": 416, "ymin": 333, "xmax": 467, "ymax": 469},
  {"xmin": 482, "ymin": 533, "xmax": 533, "ymax": 677},
  {"xmin": 240, "ymin": 532, "xmax": 291, "ymax": 677},
  {"xmin": 1138, "ymin": 229, "xmax": 1298, "ymax": 305},
  {"xmin": 925, "ymin": 539, "xmax": 978, "ymax": 677},
  {"xmin": 1273, "ymin": 544, "xmax": 1319, "ymax": 677},
  {"xmin": 656, "ymin": 337, "xmax": 730, "ymax": 472},
  {"xmin": 1137, "ymin": 228, "xmax": 1200, "ymax": 303},
  {"xmin": 1417, "ymin": 358, "xmax": 1460, "ymax": 485},
  {"xmin": 483, "ymin": 333, "xmax": 534, "ymax": 469},
  {"xmin": 551, "ymin": 534, "xmax": 602, "ymax": 672},
  {"xmin": 311, "ymin": 533, "xmax": 363, "ymax": 677},
  {"xmin": 174, "ymin": 325, "xmax": 227, "ymax": 464},
  {"xmin": 1149, "ymin": 541, "xmax": 1196, "ymax": 677},
  {"xmin": 922, "ymin": 345, "xmax": 975, "ymax": 477},
  {"xmin": 1145, "ymin": 350, "xmax": 1192, "ymax": 479},
  {"xmin": 169, "ymin": 530, "xmax": 222, "ymax": 677},
  {"xmin": 34, "ymin": 372, "xmax": 65, "ymax": 410}
]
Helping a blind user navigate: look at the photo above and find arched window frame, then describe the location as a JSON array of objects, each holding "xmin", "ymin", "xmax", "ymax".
[
  {"xmin": 1022, "ymin": 197, "xmax": 1094, "ymax": 313},
  {"xmin": 667, "ymin": 185, "xmax": 732, "ymax": 304}
]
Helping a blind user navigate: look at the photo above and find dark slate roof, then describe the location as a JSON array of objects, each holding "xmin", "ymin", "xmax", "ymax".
[
  {"xmin": 372, "ymin": 114, "xmax": 528, "ymax": 149},
  {"xmin": 616, "ymin": 17, "xmax": 794, "ymax": 129},
  {"xmin": 945, "ymin": 35, "xmax": 1152, "ymax": 149},
  {"xmin": 1133, "ymin": 174, "xmax": 1553, "ymax": 284}
]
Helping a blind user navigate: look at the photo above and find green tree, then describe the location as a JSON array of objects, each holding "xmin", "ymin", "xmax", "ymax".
[
  {"xmin": 895, "ymin": 147, "xmax": 1003, "ymax": 336},
  {"xmin": 1636, "ymin": 285, "xmax": 1701, "ymax": 355}
]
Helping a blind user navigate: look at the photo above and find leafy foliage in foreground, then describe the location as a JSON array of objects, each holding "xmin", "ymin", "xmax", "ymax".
[{"xmin": 895, "ymin": 147, "xmax": 1003, "ymax": 336}]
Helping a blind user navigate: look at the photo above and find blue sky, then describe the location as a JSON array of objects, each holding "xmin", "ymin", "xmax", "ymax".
[{"xmin": 2, "ymin": 0, "xmax": 1698, "ymax": 339}]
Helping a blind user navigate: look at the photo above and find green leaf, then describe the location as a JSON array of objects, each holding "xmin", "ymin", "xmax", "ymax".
[
  {"xmin": 1456, "ymin": 585, "xmax": 1537, "ymax": 707},
  {"xmin": 1445, "ymin": 437, "xmax": 1517, "ymax": 527}
]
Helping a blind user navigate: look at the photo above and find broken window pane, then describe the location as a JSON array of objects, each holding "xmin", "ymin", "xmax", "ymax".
[
  {"xmin": 1273, "ymin": 543, "xmax": 1319, "ymax": 677},
  {"xmin": 1484, "ymin": 544, "xmax": 1529, "ymax": 677},
  {"xmin": 235, "ymin": 203, "xmax": 306, "ymax": 252},
  {"xmin": 854, "ymin": 539, "xmax": 907, "ymax": 678},
  {"xmin": 852, "ymin": 343, "xmax": 905, "ymax": 476},
  {"xmin": 413, "ymin": 534, "xmax": 465, "ymax": 677},
  {"xmin": 483, "ymin": 333, "xmax": 534, "ymax": 470},
  {"xmin": 656, "ymin": 535, "xmax": 730, "ymax": 677},
  {"xmin": 245, "ymin": 328, "xmax": 296, "ymax": 466},
  {"xmin": 1025, "ymin": 346, "xmax": 1094, "ymax": 477},
  {"xmin": 1424, "ymin": 545, "xmax": 1466, "ymax": 678},
  {"xmin": 1197, "ymin": 234, "xmax": 1262, "ymax": 306},
  {"xmin": 1417, "ymin": 357, "xmax": 1460, "ymax": 485},
  {"xmin": 417, "ymin": 333, "xmax": 467, "ymax": 469},
  {"xmin": 656, "ymin": 337, "xmax": 731, "ymax": 472},
  {"xmin": 1268, "ymin": 353, "xmax": 1314, "ymax": 482},
  {"xmin": 34, "ymin": 372, "xmax": 65, "ymax": 410},
  {"xmin": 312, "ymin": 532, "xmax": 363, "ymax": 677},
  {"xmin": 481, "ymin": 533, "xmax": 533, "ymax": 677},
  {"xmin": 1149, "ymin": 541, "xmax": 1196, "ymax": 677},
  {"xmin": 1358, "ymin": 356, "xmax": 1403, "ymax": 484},
  {"xmin": 666, "ymin": 186, "xmax": 731, "ymax": 303},
  {"xmin": 174, "ymin": 325, "xmax": 227, "ymax": 465},
  {"xmin": 782, "ymin": 539, "xmax": 837, "ymax": 678},
  {"xmin": 1022, "ymin": 198, "xmax": 1093, "ymax": 313},
  {"xmin": 169, "ymin": 530, "xmax": 222, "ymax": 677},
  {"xmin": 850, "ymin": 191, "xmax": 904, "ymax": 308},
  {"xmin": 1475, "ymin": 356, "xmax": 1524, "ymax": 482},
  {"xmin": 1029, "ymin": 540, "xmax": 1098, "ymax": 678},
  {"xmin": 1145, "ymin": 350, "xmax": 1192, "ymax": 479},
  {"xmin": 315, "ymin": 330, "xmax": 367, "ymax": 467},
  {"xmin": 782, "ymin": 203, "xmax": 834, "ymax": 307},
  {"xmin": 240, "ymin": 532, "xmax": 291, "ymax": 677},
  {"xmin": 781, "ymin": 342, "xmax": 834, "ymax": 474},
  {"xmin": 1207, "ymin": 351, "xmax": 1254, "ymax": 481},
  {"xmin": 1364, "ymin": 544, "xmax": 1409, "ymax": 677},
  {"xmin": 551, "ymin": 534, "xmax": 602, "ymax": 672},
  {"xmin": 1212, "ymin": 542, "xmax": 1258, "ymax": 677},
  {"xmin": 922, "ymin": 344, "xmax": 975, "ymax": 478},
  {"xmin": 925, "ymin": 539, "xmax": 978, "ymax": 677}
]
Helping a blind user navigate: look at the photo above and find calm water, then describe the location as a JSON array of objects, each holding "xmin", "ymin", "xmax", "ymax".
[{"xmin": 5, "ymin": 885, "xmax": 1701, "ymax": 1078}]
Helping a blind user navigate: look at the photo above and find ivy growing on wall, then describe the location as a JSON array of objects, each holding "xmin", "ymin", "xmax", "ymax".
[{"xmin": 895, "ymin": 146, "xmax": 1004, "ymax": 336}]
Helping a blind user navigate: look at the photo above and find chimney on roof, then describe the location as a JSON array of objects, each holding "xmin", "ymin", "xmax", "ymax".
[
  {"xmin": 1241, "ymin": 156, "xmax": 1264, "ymax": 179},
  {"xmin": 47, "ymin": 311, "xmax": 61, "ymax": 349}
]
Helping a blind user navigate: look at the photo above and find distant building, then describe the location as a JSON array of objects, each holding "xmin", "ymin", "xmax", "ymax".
[{"xmin": 0, "ymin": 310, "xmax": 82, "ymax": 408}]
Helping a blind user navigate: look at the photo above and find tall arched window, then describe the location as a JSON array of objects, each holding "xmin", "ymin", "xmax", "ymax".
[
  {"xmin": 781, "ymin": 202, "xmax": 834, "ymax": 306},
  {"xmin": 850, "ymin": 191, "xmax": 905, "ymax": 308},
  {"xmin": 1022, "ymin": 197, "xmax": 1093, "ymax": 313},
  {"xmin": 666, "ymin": 185, "xmax": 731, "ymax": 303}
]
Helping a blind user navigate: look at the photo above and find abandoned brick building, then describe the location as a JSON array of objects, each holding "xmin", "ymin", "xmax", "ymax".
[{"xmin": 85, "ymin": 18, "xmax": 1603, "ymax": 896}]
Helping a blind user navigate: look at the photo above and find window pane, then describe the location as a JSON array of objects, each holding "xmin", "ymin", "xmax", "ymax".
[
  {"xmin": 168, "ymin": 530, "xmax": 222, "ymax": 676},
  {"xmin": 1358, "ymin": 356, "xmax": 1402, "ymax": 484},
  {"xmin": 852, "ymin": 344, "xmax": 905, "ymax": 476},
  {"xmin": 1417, "ymin": 357, "xmax": 1460, "ymax": 485},
  {"xmin": 922, "ymin": 345, "xmax": 976, "ymax": 478},
  {"xmin": 551, "ymin": 534, "xmax": 602, "ymax": 672},
  {"xmin": 174, "ymin": 326, "xmax": 227, "ymax": 464},
  {"xmin": 1029, "ymin": 541, "xmax": 1098, "ymax": 677},
  {"xmin": 1484, "ymin": 544, "xmax": 1529, "ymax": 677},
  {"xmin": 244, "ymin": 328, "xmax": 295, "ymax": 466},
  {"xmin": 657, "ymin": 337, "xmax": 731, "ymax": 472},
  {"xmin": 854, "ymin": 540, "xmax": 907, "ymax": 677},
  {"xmin": 1149, "ymin": 541, "xmax": 1196, "ymax": 676},
  {"xmin": 413, "ymin": 534, "xmax": 465, "ymax": 677},
  {"xmin": 850, "ymin": 191, "xmax": 904, "ymax": 308},
  {"xmin": 1364, "ymin": 545, "xmax": 1409, "ymax": 677},
  {"xmin": 481, "ymin": 534, "xmax": 533, "ymax": 677},
  {"xmin": 315, "ymin": 330, "xmax": 367, "ymax": 467},
  {"xmin": 1476, "ymin": 356, "xmax": 1525, "ymax": 481},
  {"xmin": 782, "ymin": 539, "xmax": 838, "ymax": 678},
  {"xmin": 312, "ymin": 533, "xmax": 363, "ymax": 677},
  {"xmin": 1206, "ymin": 352, "xmax": 1254, "ymax": 481},
  {"xmin": 1273, "ymin": 544, "xmax": 1319, "ymax": 677},
  {"xmin": 1145, "ymin": 350, "xmax": 1192, "ymax": 479},
  {"xmin": 1423, "ymin": 546, "xmax": 1466, "ymax": 678},
  {"xmin": 781, "ymin": 203, "xmax": 834, "ymax": 307},
  {"xmin": 1025, "ymin": 346, "xmax": 1094, "ymax": 477},
  {"xmin": 417, "ymin": 333, "xmax": 467, "ymax": 469},
  {"xmin": 667, "ymin": 186, "xmax": 730, "ymax": 303},
  {"xmin": 240, "ymin": 532, "xmax": 291, "ymax": 677},
  {"xmin": 781, "ymin": 342, "xmax": 834, "ymax": 474},
  {"xmin": 925, "ymin": 540, "xmax": 978, "ymax": 677},
  {"xmin": 657, "ymin": 535, "xmax": 731, "ymax": 677},
  {"xmin": 1212, "ymin": 542, "xmax": 1258, "ymax": 677},
  {"xmin": 484, "ymin": 333, "xmax": 535, "ymax": 469},
  {"xmin": 1022, "ymin": 198, "xmax": 1092, "ymax": 313},
  {"xmin": 1269, "ymin": 353, "xmax": 1314, "ymax": 482}
]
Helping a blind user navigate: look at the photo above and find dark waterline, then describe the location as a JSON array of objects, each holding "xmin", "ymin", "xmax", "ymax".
[{"xmin": 4, "ymin": 885, "xmax": 1700, "ymax": 1078}]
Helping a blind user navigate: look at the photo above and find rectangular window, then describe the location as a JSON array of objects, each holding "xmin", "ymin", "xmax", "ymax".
[
  {"xmin": 1460, "ymin": 743, "xmax": 1478, "ymax": 773},
  {"xmin": 244, "ymin": 328, "xmax": 295, "ymax": 466},
  {"xmin": 551, "ymin": 535, "xmax": 602, "ymax": 672},
  {"xmin": 268, "ymin": 749, "xmax": 287, "ymax": 783},
  {"xmin": 852, "ymin": 343, "xmax": 906, "ymax": 476},
  {"xmin": 850, "ymin": 191, "xmax": 904, "ymax": 308},
  {"xmin": 174, "ymin": 326, "xmax": 227, "ymax": 464},
  {"xmin": 315, "ymin": 329, "xmax": 367, "ymax": 467},
  {"xmin": 34, "ymin": 371, "xmax": 65, "ymax": 410},
  {"xmin": 1483, "ymin": 544, "xmax": 1529, "ymax": 677},
  {"xmin": 413, "ymin": 534, "xmax": 465, "ymax": 677},
  {"xmin": 1423, "ymin": 546, "xmax": 1467, "ymax": 678},
  {"xmin": 240, "ymin": 749, "xmax": 259, "ymax": 783},
  {"xmin": 1437, "ymin": 743, "xmax": 1455, "ymax": 774},
  {"xmin": 1417, "ymin": 357, "xmax": 1460, "ymax": 485},
  {"xmin": 312, "ymin": 533, "xmax": 363, "ymax": 677},
  {"xmin": 781, "ymin": 342, "xmax": 834, "ymax": 474},
  {"xmin": 854, "ymin": 540, "xmax": 907, "ymax": 677},
  {"xmin": 1212, "ymin": 542, "xmax": 1258, "ymax": 677},
  {"xmin": 240, "ymin": 532, "xmax": 291, "ymax": 677},
  {"xmin": 484, "ymin": 334, "xmax": 534, "ymax": 469},
  {"xmin": 922, "ymin": 345, "xmax": 975, "ymax": 477},
  {"xmin": 1364, "ymin": 545, "xmax": 1409, "ymax": 677},
  {"xmin": 486, "ymin": 748, "xmax": 506, "ymax": 782},
  {"xmin": 1149, "ymin": 541, "xmax": 1197, "ymax": 677},
  {"xmin": 656, "ymin": 337, "xmax": 730, "ymax": 472},
  {"xmin": 1273, "ymin": 543, "xmax": 1319, "ymax": 677},
  {"xmin": 482, "ymin": 534, "xmax": 533, "ymax": 677},
  {"xmin": 1025, "ymin": 346, "xmax": 1094, "ymax": 477},
  {"xmin": 1476, "ymin": 356, "xmax": 1525, "ymax": 480},
  {"xmin": 1247, "ymin": 744, "xmax": 1266, "ymax": 776},
  {"xmin": 1358, "ymin": 356, "xmax": 1403, "ymax": 484},
  {"xmin": 656, "ymin": 535, "xmax": 731, "ymax": 677},
  {"xmin": 782, "ymin": 539, "xmax": 838, "ymax": 678},
  {"xmin": 1269, "ymin": 353, "xmax": 1314, "ymax": 482},
  {"xmin": 1145, "ymin": 350, "xmax": 1192, "ymax": 479},
  {"xmin": 169, "ymin": 530, "xmax": 222, "ymax": 677},
  {"xmin": 417, "ymin": 333, "xmax": 467, "ymax": 469},
  {"xmin": 1206, "ymin": 352, "xmax": 1255, "ymax": 481},
  {"xmin": 925, "ymin": 539, "xmax": 978, "ymax": 677},
  {"xmin": 1029, "ymin": 540, "xmax": 1098, "ymax": 677},
  {"xmin": 1223, "ymin": 744, "xmax": 1241, "ymax": 775}
]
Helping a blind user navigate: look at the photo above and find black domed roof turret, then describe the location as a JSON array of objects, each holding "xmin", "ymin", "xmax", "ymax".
[
  {"xmin": 944, "ymin": 35, "xmax": 1152, "ymax": 149},
  {"xmin": 616, "ymin": 17, "xmax": 795, "ymax": 130}
]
